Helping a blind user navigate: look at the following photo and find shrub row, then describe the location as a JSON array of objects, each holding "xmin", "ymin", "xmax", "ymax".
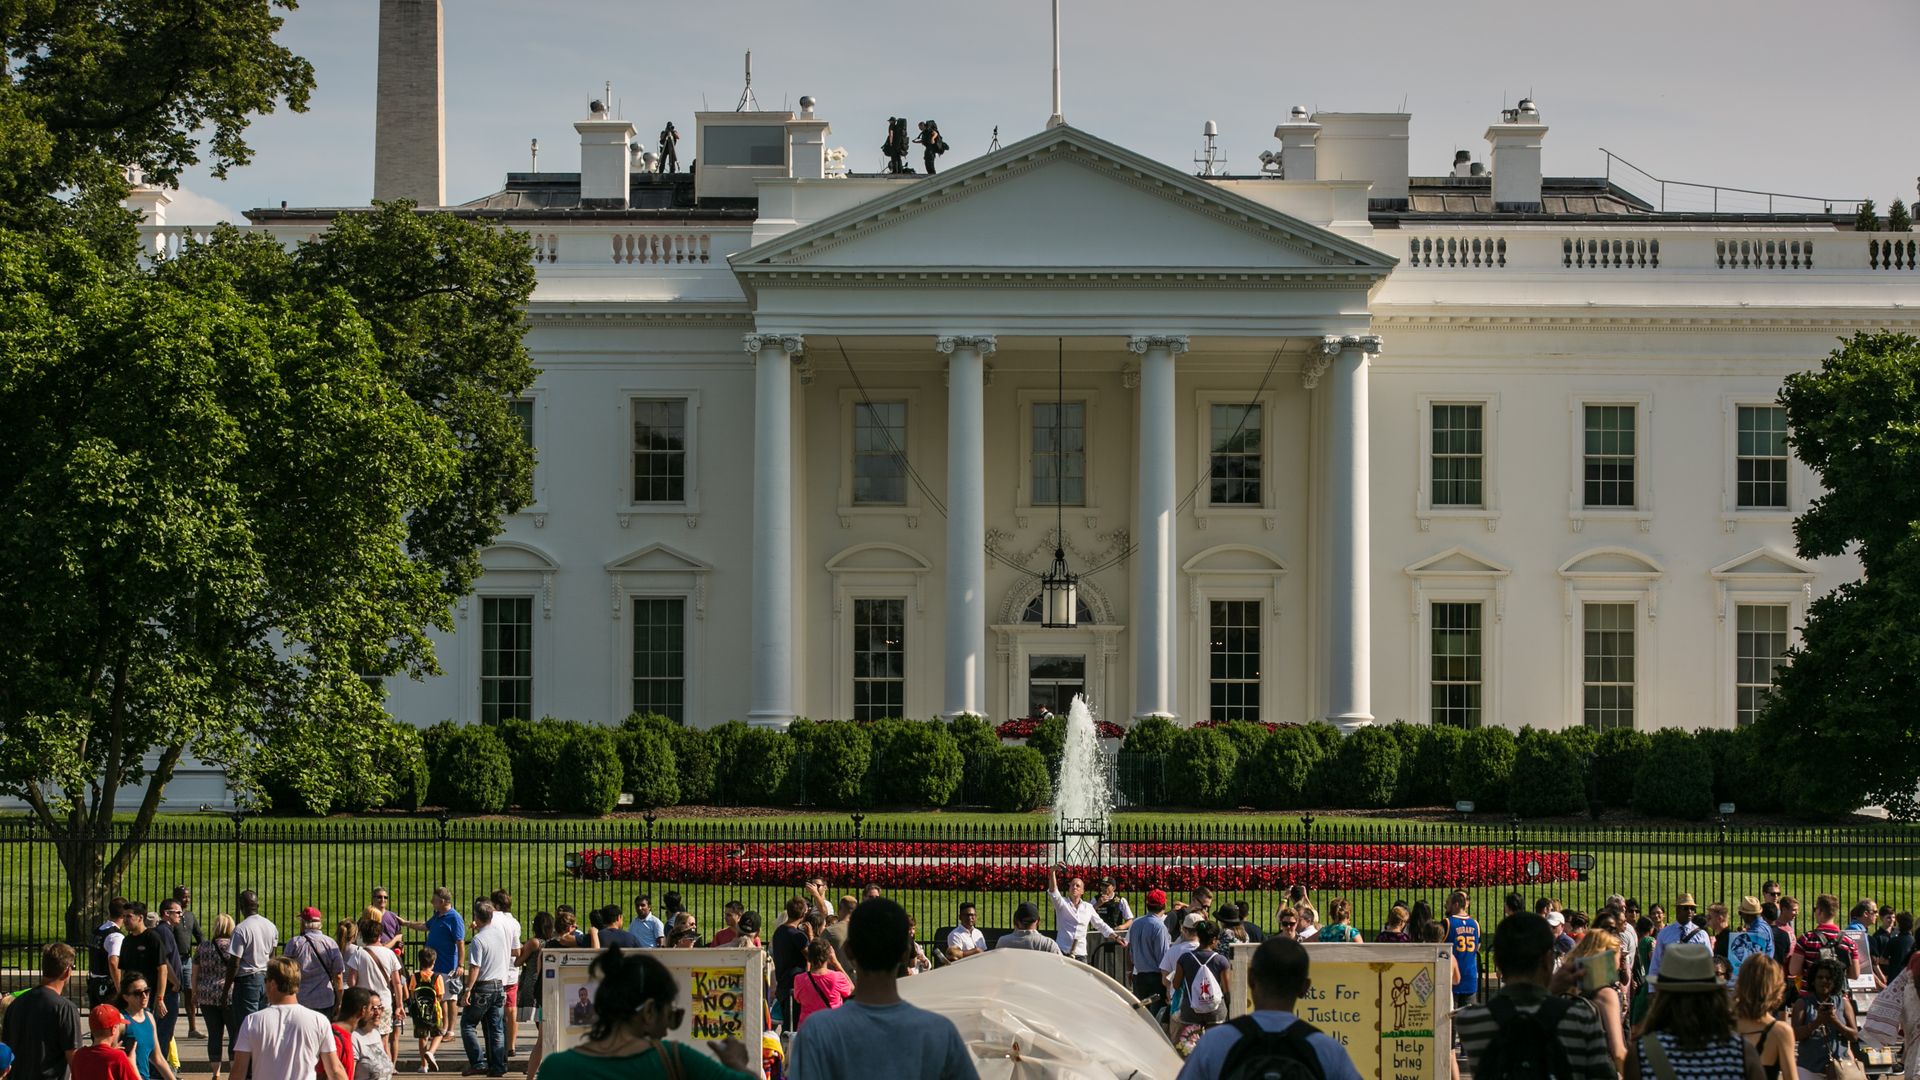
[
  {"xmin": 1120, "ymin": 718, "xmax": 1781, "ymax": 820},
  {"xmin": 261, "ymin": 710, "xmax": 1778, "ymax": 822}
]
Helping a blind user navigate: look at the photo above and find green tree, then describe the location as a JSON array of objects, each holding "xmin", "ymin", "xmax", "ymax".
[
  {"xmin": 1855, "ymin": 199, "xmax": 1880, "ymax": 232},
  {"xmin": 1756, "ymin": 333, "xmax": 1920, "ymax": 814},
  {"xmin": 1889, "ymin": 199, "xmax": 1913, "ymax": 233},
  {"xmin": 0, "ymin": 2, "xmax": 314, "ymax": 242}
]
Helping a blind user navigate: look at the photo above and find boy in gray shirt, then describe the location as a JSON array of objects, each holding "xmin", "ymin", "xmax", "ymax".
[{"xmin": 790, "ymin": 898, "xmax": 979, "ymax": 1080}]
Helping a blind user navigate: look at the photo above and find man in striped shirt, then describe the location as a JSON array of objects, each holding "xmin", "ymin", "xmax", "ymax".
[{"xmin": 1456, "ymin": 914, "xmax": 1615, "ymax": 1080}]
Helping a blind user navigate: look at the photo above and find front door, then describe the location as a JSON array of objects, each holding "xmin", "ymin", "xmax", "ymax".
[{"xmin": 1028, "ymin": 654, "xmax": 1087, "ymax": 717}]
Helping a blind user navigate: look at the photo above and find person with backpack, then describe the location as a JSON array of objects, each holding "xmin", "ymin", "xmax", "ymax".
[
  {"xmin": 1456, "ymin": 914, "xmax": 1614, "ymax": 1080},
  {"xmin": 1788, "ymin": 894, "xmax": 1862, "ymax": 992},
  {"xmin": 1624, "ymin": 942, "xmax": 1765, "ymax": 1080},
  {"xmin": 1176, "ymin": 937, "xmax": 1359, "ymax": 1080},
  {"xmin": 1170, "ymin": 922, "xmax": 1232, "ymax": 1055},
  {"xmin": 1647, "ymin": 893, "xmax": 1712, "ymax": 984},
  {"xmin": 405, "ymin": 948, "xmax": 446, "ymax": 1072}
]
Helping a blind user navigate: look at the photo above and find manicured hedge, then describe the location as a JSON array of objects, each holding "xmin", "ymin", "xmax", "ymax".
[{"xmin": 369, "ymin": 713, "xmax": 1751, "ymax": 821}]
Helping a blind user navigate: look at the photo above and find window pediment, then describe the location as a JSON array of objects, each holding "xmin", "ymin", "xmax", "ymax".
[
  {"xmin": 1557, "ymin": 547, "xmax": 1665, "ymax": 579},
  {"xmin": 606, "ymin": 543, "xmax": 713, "ymax": 576},
  {"xmin": 1183, "ymin": 544, "xmax": 1289, "ymax": 575},
  {"xmin": 1404, "ymin": 546, "xmax": 1510, "ymax": 579},
  {"xmin": 824, "ymin": 542, "xmax": 933, "ymax": 574},
  {"xmin": 1709, "ymin": 547, "xmax": 1816, "ymax": 581}
]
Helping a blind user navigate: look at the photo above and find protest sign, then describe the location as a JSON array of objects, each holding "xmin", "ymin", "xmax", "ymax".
[
  {"xmin": 1230, "ymin": 942, "xmax": 1452, "ymax": 1080},
  {"xmin": 541, "ymin": 948, "xmax": 765, "ymax": 1063}
]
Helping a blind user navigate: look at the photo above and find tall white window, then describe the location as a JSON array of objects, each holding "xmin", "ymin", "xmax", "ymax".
[
  {"xmin": 852, "ymin": 598, "xmax": 906, "ymax": 722},
  {"xmin": 1735, "ymin": 603, "xmax": 1789, "ymax": 727},
  {"xmin": 1583, "ymin": 405, "xmax": 1637, "ymax": 509},
  {"xmin": 480, "ymin": 596, "xmax": 533, "ymax": 724},
  {"xmin": 1430, "ymin": 601, "xmax": 1483, "ymax": 728},
  {"xmin": 1582, "ymin": 602, "xmax": 1636, "ymax": 730},
  {"xmin": 1032, "ymin": 401, "xmax": 1085, "ymax": 507},
  {"xmin": 1208, "ymin": 600, "xmax": 1261, "ymax": 722},
  {"xmin": 1430, "ymin": 404, "xmax": 1484, "ymax": 508},
  {"xmin": 1208, "ymin": 404, "xmax": 1263, "ymax": 506},
  {"xmin": 852, "ymin": 401, "xmax": 907, "ymax": 505},
  {"xmin": 632, "ymin": 597, "xmax": 686, "ymax": 722},
  {"xmin": 631, "ymin": 398, "xmax": 688, "ymax": 503},
  {"xmin": 1736, "ymin": 406, "xmax": 1790, "ymax": 510}
]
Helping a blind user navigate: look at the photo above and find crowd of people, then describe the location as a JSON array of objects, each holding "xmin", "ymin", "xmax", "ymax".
[{"xmin": 3, "ymin": 876, "xmax": 1917, "ymax": 1080}]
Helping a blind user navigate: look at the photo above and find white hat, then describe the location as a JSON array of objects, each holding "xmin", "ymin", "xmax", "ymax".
[{"xmin": 1544, "ymin": 911, "xmax": 1566, "ymax": 927}]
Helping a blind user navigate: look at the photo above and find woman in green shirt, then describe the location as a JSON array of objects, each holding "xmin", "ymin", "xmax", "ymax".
[{"xmin": 534, "ymin": 949, "xmax": 754, "ymax": 1080}]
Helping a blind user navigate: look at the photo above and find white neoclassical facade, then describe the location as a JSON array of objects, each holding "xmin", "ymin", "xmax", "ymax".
[{"xmin": 142, "ymin": 97, "xmax": 1920, "ymax": 745}]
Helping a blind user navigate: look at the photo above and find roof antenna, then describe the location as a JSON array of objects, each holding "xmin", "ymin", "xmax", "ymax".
[
  {"xmin": 1045, "ymin": 0, "xmax": 1066, "ymax": 128},
  {"xmin": 988, "ymin": 125, "xmax": 1002, "ymax": 152},
  {"xmin": 530, "ymin": 138, "xmax": 539, "ymax": 174},
  {"xmin": 735, "ymin": 50, "xmax": 759, "ymax": 111},
  {"xmin": 1400, "ymin": 92, "xmax": 1408, "ymax": 112}
]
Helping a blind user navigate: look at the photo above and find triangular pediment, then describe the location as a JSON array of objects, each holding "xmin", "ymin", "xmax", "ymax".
[
  {"xmin": 733, "ymin": 126, "xmax": 1396, "ymax": 278},
  {"xmin": 1711, "ymin": 547, "xmax": 1816, "ymax": 579},
  {"xmin": 1558, "ymin": 547, "xmax": 1665, "ymax": 578},
  {"xmin": 1405, "ymin": 546, "xmax": 1511, "ymax": 577},
  {"xmin": 606, "ymin": 543, "xmax": 711, "ymax": 575}
]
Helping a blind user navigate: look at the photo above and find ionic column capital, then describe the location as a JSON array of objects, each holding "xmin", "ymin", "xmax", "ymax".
[
  {"xmin": 1306, "ymin": 334, "xmax": 1382, "ymax": 388},
  {"xmin": 1127, "ymin": 334, "xmax": 1190, "ymax": 356},
  {"xmin": 934, "ymin": 334, "xmax": 998, "ymax": 357},
  {"xmin": 743, "ymin": 332, "xmax": 806, "ymax": 357}
]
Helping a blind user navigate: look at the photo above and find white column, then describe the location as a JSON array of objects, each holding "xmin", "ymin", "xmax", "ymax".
[
  {"xmin": 1315, "ymin": 333, "xmax": 1381, "ymax": 731},
  {"xmin": 937, "ymin": 335, "xmax": 996, "ymax": 718},
  {"xmin": 745, "ymin": 333, "xmax": 804, "ymax": 728},
  {"xmin": 1128, "ymin": 334, "xmax": 1188, "ymax": 719}
]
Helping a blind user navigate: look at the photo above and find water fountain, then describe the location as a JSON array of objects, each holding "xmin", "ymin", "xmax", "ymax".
[{"xmin": 1050, "ymin": 695, "xmax": 1113, "ymax": 865}]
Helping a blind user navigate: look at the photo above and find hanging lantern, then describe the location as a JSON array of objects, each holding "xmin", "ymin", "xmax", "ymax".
[{"xmin": 1040, "ymin": 546, "xmax": 1078, "ymax": 628}]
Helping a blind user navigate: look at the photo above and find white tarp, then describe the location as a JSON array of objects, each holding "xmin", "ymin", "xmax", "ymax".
[{"xmin": 897, "ymin": 948, "xmax": 1183, "ymax": 1080}]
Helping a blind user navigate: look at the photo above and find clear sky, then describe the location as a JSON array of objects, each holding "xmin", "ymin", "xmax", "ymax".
[{"xmin": 169, "ymin": 0, "xmax": 1919, "ymax": 223}]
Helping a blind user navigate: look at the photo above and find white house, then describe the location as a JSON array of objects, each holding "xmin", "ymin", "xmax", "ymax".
[{"xmin": 131, "ymin": 42, "xmax": 1920, "ymax": 770}]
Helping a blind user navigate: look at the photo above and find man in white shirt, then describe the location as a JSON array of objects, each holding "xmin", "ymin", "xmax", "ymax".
[
  {"xmin": 943, "ymin": 903, "xmax": 986, "ymax": 963},
  {"xmin": 457, "ymin": 900, "xmax": 511, "ymax": 1077},
  {"xmin": 232, "ymin": 956, "xmax": 345, "ymax": 1080},
  {"xmin": 487, "ymin": 890, "xmax": 524, "ymax": 1060},
  {"xmin": 1045, "ymin": 867, "xmax": 1120, "ymax": 960},
  {"xmin": 225, "ymin": 890, "xmax": 279, "ymax": 1029}
]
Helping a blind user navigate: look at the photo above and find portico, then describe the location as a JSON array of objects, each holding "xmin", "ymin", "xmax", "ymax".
[{"xmin": 730, "ymin": 125, "xmax": 1394, "ymax": 729}]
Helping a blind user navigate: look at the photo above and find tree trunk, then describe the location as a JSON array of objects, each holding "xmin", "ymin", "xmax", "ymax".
[{"xmin": 57, "ymin": 831, "xmax": 109, "ymax": 945}]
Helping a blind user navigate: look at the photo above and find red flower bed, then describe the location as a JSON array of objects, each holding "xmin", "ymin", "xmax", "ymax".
[
  {"xmin": 996, "ymin": 717, "xmax": 1125, "ymax": 740},
  {"xmin": 570, "ymin": 840, "xmax": 1574, "ymax": 893}
]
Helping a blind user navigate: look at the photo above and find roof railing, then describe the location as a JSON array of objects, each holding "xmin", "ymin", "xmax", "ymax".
[{"xmin": 1599, "ymin": 148, "xmax": 1865, "ymax": 216}]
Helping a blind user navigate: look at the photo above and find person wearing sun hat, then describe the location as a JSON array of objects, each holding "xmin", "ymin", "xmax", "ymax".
[
  {"xmin": 1624, "ymin": 942, "xmax": 1764, "ymax": 1078},
  {"xmin": 1648, "ymin": 892, "xmax": 1711, "ymax": 985},
  {"xmin": 1718, "ymin": 896, "xmax": 1779, "ymax": 987},
  {"xmin": 70, "ymin": 1005, "xmax": 139, "ymax": 1080}
]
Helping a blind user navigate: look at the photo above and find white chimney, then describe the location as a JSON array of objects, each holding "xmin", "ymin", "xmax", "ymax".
[
  {"xmin": 1273, "ymin": 105, "xmax": 1319, "ymax": 181},
  {"xmin": 1310, "ymin": 112, "xmax": 1410, "ymax": 204},
  {"xmin": 787, "ymin": 96, "xmax": 831, "ymax": 180},
  {"xmin": 576, "ymin": 101, "xmax": 635, "ymax": 209},
  {"xmin": 1485, "ymin": 98, "xmax": 1547, "ymax": 211},
  {"xmin": 123, "ymin": 167, "xmax": 171, "ymax": 225},
  {"xmin": 373, "ymin": 0, "xmax": 446, "ymax": 206}
]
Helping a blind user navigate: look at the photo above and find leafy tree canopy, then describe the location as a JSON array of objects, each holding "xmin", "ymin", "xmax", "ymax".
[
  {"xmin": 0, "ymin": 3, "xmax": 535, "ymax": 935},
  {"xmin": 1760, "ymin": 333, "xmax": 1920, "ymax": 814}
]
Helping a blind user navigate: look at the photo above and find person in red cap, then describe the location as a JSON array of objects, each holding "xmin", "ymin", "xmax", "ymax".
[
  {"xmin": 1129, "ymin": 889, "xmax": 1172, "ymax": 1009},
  {"xmin": 286, "ymin": 908, "xmax": 344, "ymax": 1016},
  {"xmin": 70, "ymin": 1006, "xmax": 138, "ymax": 1080}
]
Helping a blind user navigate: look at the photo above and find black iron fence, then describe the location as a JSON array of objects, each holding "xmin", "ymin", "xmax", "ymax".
[{"xmin": 5, "ymin": 814, "xmax": 1919, "ymax": 992}]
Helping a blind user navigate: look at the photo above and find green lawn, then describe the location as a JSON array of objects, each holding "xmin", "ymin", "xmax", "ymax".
[{"xmin": 4, "ymin": 810, "xmax": 1917, "ymax": 981}]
